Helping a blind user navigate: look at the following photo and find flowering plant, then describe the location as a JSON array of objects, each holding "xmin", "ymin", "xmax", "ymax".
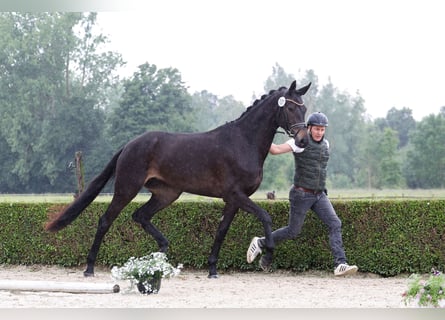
[
  {"xmin": 111, "ymin": 252, "xmax": 182, "ymax": 293},
  {"xmin": 403, "ymin": 269, "xmax": 445, "ymax": 307}
]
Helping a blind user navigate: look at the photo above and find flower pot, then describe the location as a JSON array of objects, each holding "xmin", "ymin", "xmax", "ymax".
[{"xmin": 137, "ymin": 277, "xmax": 162, "ymax": 294}]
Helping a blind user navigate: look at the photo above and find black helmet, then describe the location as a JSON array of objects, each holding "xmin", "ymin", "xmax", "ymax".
[{"xmin": 307, "ymin": 112, "xmax": 328, "ymax": 127}]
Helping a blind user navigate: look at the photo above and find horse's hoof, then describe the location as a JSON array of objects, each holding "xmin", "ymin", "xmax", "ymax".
[
  {"xmin": 259, "ymin": 256, "xmax": 271, "ymax": 272},
  {"xmin": 207, "ymin": 274, "xmax": 219, "ymax": 279},
  {"xmin": 83, "ymin": 271, "xmax": 94, "ymax": 277}
]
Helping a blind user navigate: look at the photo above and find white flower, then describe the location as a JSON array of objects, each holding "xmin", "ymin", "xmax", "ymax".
[{"xmin": 111, "ymin": 252, "xmax": 182, "ymax": 282}]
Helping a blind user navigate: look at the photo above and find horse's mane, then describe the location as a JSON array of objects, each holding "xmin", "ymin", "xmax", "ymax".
[{"xmin": 232, "ymin": 86, "xmax": 288, "ymax": 123}]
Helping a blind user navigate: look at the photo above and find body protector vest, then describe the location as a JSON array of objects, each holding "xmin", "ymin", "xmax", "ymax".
[{"xmin": 293, "ymin": 136, "xmax": 329, "ymax": 191}]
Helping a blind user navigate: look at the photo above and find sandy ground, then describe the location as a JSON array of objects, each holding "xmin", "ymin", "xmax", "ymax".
[{"xmin": 0, "ymin": 264, "xmax": 416, "ymax": 308}]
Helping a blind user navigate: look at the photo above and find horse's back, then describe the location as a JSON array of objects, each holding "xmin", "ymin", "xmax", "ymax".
[
  {"xmin": 125, "ymin": 128, "xmax": 241, "ymax": 160},
  {"xmin": 116, "ymin": 129, "xmax": 261, "ymax": 197}
]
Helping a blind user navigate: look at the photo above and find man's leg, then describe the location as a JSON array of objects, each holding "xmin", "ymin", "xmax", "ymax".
[
  {"xmin": 247, "ymin": 187, "xmax": 313, "ymax": 264},
  {"xmin": 312, "ymin": 193, "xmax": 358, "ymax": 276}
]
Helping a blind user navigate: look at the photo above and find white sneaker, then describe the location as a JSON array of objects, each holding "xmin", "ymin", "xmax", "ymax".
[
  {"xmin": 246, "ymin": 237, "xmax": 262, "ymax": 263},
  {"xmin": 334, "ymin": 263, "xmax": 358, "ymax": 276}
]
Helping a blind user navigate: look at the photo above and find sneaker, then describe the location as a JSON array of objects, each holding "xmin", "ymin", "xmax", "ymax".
[
  {"xmin": 334, "ymin": 263, "xmax": 358, "ymax": 276},
  {"xmin": 246, "ymin": 237, "xmax": 262, "ymax": 263}
]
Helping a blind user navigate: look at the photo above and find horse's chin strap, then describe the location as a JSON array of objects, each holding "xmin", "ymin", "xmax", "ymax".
[
  {"xmin": 289, "ymin": 122, "xmax": 307, "ymax": 130},
  {"xmin": 277, "ymin": 118, "xmax": 306, "ymax": 137},
  {"xmin": 286, "ymin": 122, "xmax": 306, "ymax": 138}
]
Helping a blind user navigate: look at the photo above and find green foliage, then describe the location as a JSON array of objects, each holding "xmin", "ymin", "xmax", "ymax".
[
  {"xmin": 403, "ymin": 271, "xmax": 445, "ymax": 307},
  {"xmin": 1, "ymin": 200, "xmax": 444, "ymax": 277},
  {"xmin": 0, "ymin": 11, "xmax": 443, "ymax": 194},
  {"xmin": 405, "ymin": 114, "xmax": 445, "ymax": 188},
  {"xmin": 317, "ymin": 81, "xmax": 366, "ymax": 188},
  {"xmin": 260, "ymin": 139, "xmax": 294, "ymax": 191},
  {"xmin": 190, "ymin": 91, "xmax": 245, "ymax": 132},
  {"xmin": 377, "ymin": 128, "xmax": 404, "ymax": 187},
  {"xmin": 107, "ymin": 63, "xmax": 194, "ymax": 149},
  {"xmin": 383, "ymin": 107, "xmax": 416, "ymax": 149},
  {"xmin": 337, "ymin": 200, "xmax": 445, "ymax": 275},
  {"xmin": 263, "ymin": 63, "xmax": 296, "ymax": 93},
  {"xmin": 0, "ymin": 13, "xmax": 123, "ymax": 192}
]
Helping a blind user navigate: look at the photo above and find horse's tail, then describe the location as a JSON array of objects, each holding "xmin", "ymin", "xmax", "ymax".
[{"xmin": 45, "ymin": 148, "xmax": 123, "ymax": 232}]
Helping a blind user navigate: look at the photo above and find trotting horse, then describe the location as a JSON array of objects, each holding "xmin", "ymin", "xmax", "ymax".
[{"xmin": 46, "ymin": 80, "xmax": 311, "ymax": 278}]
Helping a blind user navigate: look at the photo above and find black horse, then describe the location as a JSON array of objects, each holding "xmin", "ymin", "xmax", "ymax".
[{"xmin": 46, "ymin": 80, "xmax": 310, "ymax": 278}]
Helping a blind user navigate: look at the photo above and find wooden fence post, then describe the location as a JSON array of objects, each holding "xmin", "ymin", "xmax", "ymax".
[{"xmin": 75, "ymin": 151, "xmax": 84, "ymax": 198}]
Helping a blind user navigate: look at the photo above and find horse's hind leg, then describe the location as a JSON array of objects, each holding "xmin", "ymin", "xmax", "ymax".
[
  {"xmin": 84, "ymin": 193, "xmax": 135, "ymax": 277},
  {"xmin": 132, "ymin": 187, "xmax": 181, "ymax": 252}
]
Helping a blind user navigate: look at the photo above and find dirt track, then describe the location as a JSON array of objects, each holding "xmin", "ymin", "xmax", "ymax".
[{"xmin": 0, "ymin": 264, "xmax": 415, "ymax": 308}]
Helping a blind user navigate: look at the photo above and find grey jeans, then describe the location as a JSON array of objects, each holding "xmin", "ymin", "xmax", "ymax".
[{"xmin": 270, "ymin": 186, "xmax": 347, "ymax": 267}]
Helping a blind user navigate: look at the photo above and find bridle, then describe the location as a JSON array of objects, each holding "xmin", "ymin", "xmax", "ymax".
[
  {"xmin": 285, "ymin": 98, "xmax": 304, "ymax": 106},
  {"xmin": 277, "ymin": 97, "xmax": 307, "ymax": 137}
]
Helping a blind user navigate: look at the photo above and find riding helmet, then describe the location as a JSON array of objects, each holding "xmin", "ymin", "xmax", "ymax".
[{"xmin": 307, "ymin": 112, "xmax": 329, "ymax": 127}]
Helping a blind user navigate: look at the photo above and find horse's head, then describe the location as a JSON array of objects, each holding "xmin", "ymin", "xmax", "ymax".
[{"xmin": 276, "ymin": 80, "xmax": 310, "ymax": 148}]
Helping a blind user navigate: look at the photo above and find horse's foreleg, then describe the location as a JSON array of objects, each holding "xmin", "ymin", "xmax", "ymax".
[
  {"xmin": 238, "ymin": 197, "xmax": 274, "ymax": 270},
  {"xmin": 259, "ymin": 214, "xmax": 274, "ymax": 270},
  {"xmin": 207, "ymin": 203, "xmax": 238, "ymax": 279}
]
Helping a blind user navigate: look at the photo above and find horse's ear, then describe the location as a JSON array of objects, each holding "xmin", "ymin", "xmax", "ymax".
[
  {"xmin": 295, "ymin": 82, "xmax": 311, "ymax": 96},
  {"xmin": 289, "ymin": 80, "xmax": 297, "ymax": 91}
]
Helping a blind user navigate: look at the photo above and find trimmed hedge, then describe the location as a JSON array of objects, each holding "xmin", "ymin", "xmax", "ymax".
[{"xmin": 0, "ymin": 200, "xmax": 444, "ymax": 276}]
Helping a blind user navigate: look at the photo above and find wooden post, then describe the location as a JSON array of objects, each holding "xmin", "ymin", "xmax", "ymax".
[{"xmin": 75, "ymin": 151, "xmax": 85, "ymax": 197}]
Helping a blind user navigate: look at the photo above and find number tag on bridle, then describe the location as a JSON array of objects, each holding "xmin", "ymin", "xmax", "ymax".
[{"xmin": 278, "ymin": 97, "xmax": 286, "ymax": 107}]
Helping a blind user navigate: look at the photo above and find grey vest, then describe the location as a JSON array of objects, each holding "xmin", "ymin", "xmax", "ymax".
[{"xmin": 293, "ymin": 136, "xmax": 329, "ymax": 191}]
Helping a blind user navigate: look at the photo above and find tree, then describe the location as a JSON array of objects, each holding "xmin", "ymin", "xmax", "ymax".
[
  {"xmin": 263, "ymin": 62, "xmax": 296, "ymax": 93},
  {"xmin": 405, "ymin": 114, "xmax": 445, "ymax": 188},
  {"xmin": 356, "ymin": 124, "xmax": 381, "ymax": 188},
  {"xmin": 355, "ymin": 126, "xmax": 403, "ymax": 189},
  {"xmin": 0, "ymin": 13, "xmax": 123, "ymax": 192},
  {"xmin": 316, "ymin": 80, "xmax": 367, "ymax": 187},
  {"xmin": 295, "ymin": 69, "xmax": 319, "ymax": 116},
  {"xmin": 0, "ymin": 136, "xmax": 18, "ymax": 192},
  {"xmin": 190, "ymin": 90, "xmax": 219, "ymax": 132},
  {"xmin": 376, "ymin": 107, "xmax": 416, "ymax": 148},
  {"xmin": 377, "ymin": 128, "xmax": 403, "ymax": 187},
  {"xmin": 191, "ymin": 91, "xmax": 245, "ymax": 132},
  {"xmin": 107, "ymin": 63, "xmax": 194, "ymax": 150}
]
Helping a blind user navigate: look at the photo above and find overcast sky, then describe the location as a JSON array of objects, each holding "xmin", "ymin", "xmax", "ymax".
[{"xmin": 96, "ymin": 0, "xmax": 444, "ymax": 120}]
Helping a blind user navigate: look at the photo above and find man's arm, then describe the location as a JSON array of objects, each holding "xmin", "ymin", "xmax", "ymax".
[
  {"xmin": 269, "ymin": 139, "xmax": 305, "ymax": 155},
  {"xmin": 269, "ymin": 143, "xmax": 293, "ymax": 155}
]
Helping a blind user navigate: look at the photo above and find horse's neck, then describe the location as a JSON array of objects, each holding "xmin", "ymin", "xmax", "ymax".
[{"xmin": 232, "ymin": 104, "xmax": 278, "ymax": 157}]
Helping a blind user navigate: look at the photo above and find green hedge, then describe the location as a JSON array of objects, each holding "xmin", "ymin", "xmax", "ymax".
[{"xmin": 0, "ymin": 200, "xmax": 444, "ymax": 276}]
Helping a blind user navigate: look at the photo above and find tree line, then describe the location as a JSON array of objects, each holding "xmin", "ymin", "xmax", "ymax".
[{"xmin": 0, "ymin": 12, "xmax": 443, "ymax": 194}]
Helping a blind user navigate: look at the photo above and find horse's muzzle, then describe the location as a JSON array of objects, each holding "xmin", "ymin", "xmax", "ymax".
[{"xmin": 293, "ymin": 128, "xmax": 309, "ymax": 148}]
